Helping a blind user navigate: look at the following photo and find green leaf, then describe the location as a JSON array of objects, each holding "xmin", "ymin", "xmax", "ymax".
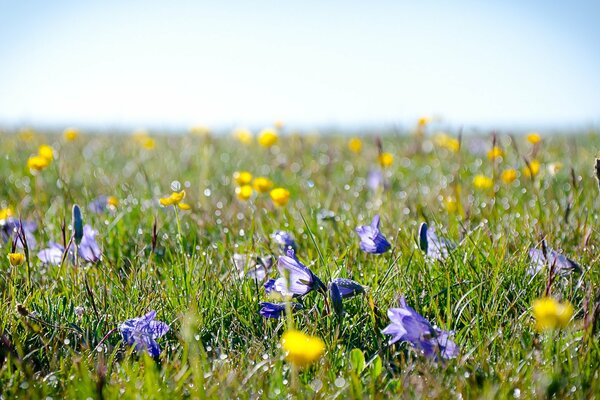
[{"xmin": 350, "ymin": 348, "xmax": 366, "ymax": 374}]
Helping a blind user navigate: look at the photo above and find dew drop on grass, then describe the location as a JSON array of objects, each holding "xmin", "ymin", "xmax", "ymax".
[
  {"xmin": 310, "ymin": 379, "xmax": 323, "ymax": 392},
  {"xmin": 334, "ymin": 377, "xmax": 345, "ymax": 388},
  {"xmin": 171, "ymin": 181, "xmax": 182, "ymax": 191},
  {"xmin": 20, "ymin": 381, "xmax": 29, "ymax": 389},
  {"xmin": 64, "ymin": 338, "xmax": 70, "ymax": 345},
  {"xmin": 282, "ymin": 380, "xmax": 288, "ymax": 386},
  {"xmin": 204, "ymin": 189, "xmax": 211, "ymax": 197}
]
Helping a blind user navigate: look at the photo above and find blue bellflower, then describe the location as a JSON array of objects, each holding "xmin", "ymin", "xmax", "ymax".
[
  {"xmin": 37, "ymin": 224, "xmax": 102, "ymax": 264},
  {"xmin": 382, "ymin": 296, "xmax": 458, "ymax": 360},
  {"xmin": 271, "ymin": 230, "xmax": 297, "ymax": 253},
  {"xmin": 1, "ymin": 218, "xmax": 37, "ymax": 250},
  {"xmin": 330, "ymin": 278, "xmax": 365, "ymax": 298},
  {"xmin": 355, "ymin": 215, "xmax": 391, "ymax": 254},
  {"xmin": 418, "ymin": 223, "xmax": 454, "ymax": 261},
  {"xmin": 259, "ymin": 302, "xmax": 303, "ymax": 319},
  {"xmin": 233, "ymin": 253, "xmax": 273, "ymax": 282},
  {"xmin": 528, "ymin": 248, "xmax": 581, "ymax": 276},
  {"xmin": 272, "ymin": 249, "xmax": 325, "ymax": 297},
  {"xmin": 119, "ymin": 310, "xmax": 169, "ymax": 357}
]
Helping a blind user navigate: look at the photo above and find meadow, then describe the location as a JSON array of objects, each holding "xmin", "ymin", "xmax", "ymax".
[{"xmin": 0, "ymin": 125, "xmax": 599, "ymax": 399}]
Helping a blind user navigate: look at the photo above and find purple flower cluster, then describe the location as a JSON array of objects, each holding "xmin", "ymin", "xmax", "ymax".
[{"xmin": 38, "ymin": 225, "xmax": 102, "ymax": 264}]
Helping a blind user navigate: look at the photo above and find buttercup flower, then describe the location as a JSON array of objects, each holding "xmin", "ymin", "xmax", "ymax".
[
  {"xmin": 252, "ymin": 177, "xmax": 273, "ymax": 193},
  {"xmin": 532, "ymin": 297, "xmax": 573, "ymax": 332},
  {"xmin": 259, "ymin": 302, "xmax": 303, "ymax": 319},
  {"xmin": 473, "ymin": 175, "xmax": 493, "ymax": 189},
  {"xmin": 8, "ymin": 253, "xmax": 25, "ymax": 266},
  {"xmin": 355, "ymin": 215, "xmax": 391, "ymax": 254},
  {"xmin": 281, "ymin": 330, "xmax": 325, "ymax": 367},
  {"xmin": 189, "ymin": 125, "xmax": 211, "ymax": 137},
  {"xmin": 487, "ymin": 146, "xmax": 503, "ymax": 161},
  {"xmin": 63, "ymin": 128, "xmax": 80, "ymax": 141},
  {"xmin": 27, "ymin": 155, "xmax": 50, "ymax": 172},
  {"xmin": 119, "ymin": 310, "xmax": 169, "ymax": 357},
  {"xmin": 527, "ymin": 132, "xmax": 542, "ymax": 144},
  {"xmin": 382, "ymin": 296, "xmax": 458, "ymax": 360},
  {"xmin": 270, "ymin": 188, "xmax": 290, "ymax": 207},
  {"xmin": 433, "ymin": 133, "xmax": 460, "ymax": 152},
  {"xmin": 523, "ymin": 160, "xmax": 540, "ymax": 178},
  {"xmin": 378, "ymin": 152, "xmax": 394, "ymax": 168},
  {"xmin": 159, "ymin": 190, "xmax": 186, "ymax": 207},
  {"xmin": 258, "ymin": 128, "xmax": 278, "ymax": 147},
  {"xmin": 38, "ymin": 145, "xmax": 54, "ymax": 161},
  {"xmin": 348, "ymin": 138, "xmax": 363, "ymax": 153},
  {"xmin": 501, "ymin": 169, "xmax": 517, "ymax": 184},
  {"xmin": 233, "ymin": 128, "xmax": 253, "ymax": 144},
  {"xmin": 233, "ymin": 171, "xmax": 253, "ymax": 185},
  {"xmin": 272, "ymin": 249, "xmax": 326, "ymax": 297},
  {"xmin": 235, "ymin": 185, "xmax": 253, "ymax": 201}
]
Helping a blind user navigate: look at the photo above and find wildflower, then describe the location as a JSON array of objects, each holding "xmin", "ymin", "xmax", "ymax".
[
  {"xmin": 233, "ymin": 128, "xmax": 253, "ymax": 144},
  {"xmin": 271, "ymin": 230, "xmax": 297, "ymax": 252},
  {"xmin": 233, "ymin": 171, "xmax": 253, "ymax": 185},
  {"xmin": 382, "ymin": 296, "xmax": 458, "ymax": 360},
  {"xmin": 274, "ymin": 120, "xmax": 285, "ymax": 130},
  {"xmin": 252, "ymin": 177, "xmax": 273, "ymax": 193},
  {"xmin": 8, "ymin": 253, "xmax": 25, "ymax": 266},
  {"xmin": 89, "ymin": 196, "xmax": 118, "ymax": 213},
  {"xmin": 235, "ymin": 185, "xmax": 253, "ymax": 201},
  {"xmin": 473, "ymin": 175, "xmax": 493, "ymax": 189},
  {"xmin": 273, "ymin": 249, "xmax": 326, "ymax": 297},
  {"xmin": 270, "ymin": 188, "xmax": 290, "ymax": 207},
  {"xmin": 189, "ymin": 125, "xmax": 211, "ymax": 137},
  {"xmin": 1, "ymin": 218, "xmax": 37, "ymax": 249},
  {"xmin": 37, "ymin": 242, "xmax": 66, "ymax": 265},
  {"xmin": 500, "ymin": 169, "xmax": 517, "ymax": 184},
  {"xmin": 259, "ymin": 302, "xmax": 303, "ymax": 319},
  {"xmin": 487, "ymin": 146, "xmax": 503, "ymax": 161},
  {"xmin": 38, "ymin": 145, "xmax": 54, "ymax": 161},
  {"xmin": 159, "ymin": 190, "xmax": 186, "ymax": 207},
  {"xmin": 330, "ymin": 282, "xmax": 344, "ymax": 316},
  {"xmin": 142, "ymin": 137, "xmax": 155, "ymax": 150},
  {"xmin": 63, "ymin": 128, "xmax": 80, "ymax": 141},
  {"xmin": 27, "ymin": 155, "xmax": 50, "ymax": 172},
  {"xmin": 38, "ymin": 225, "xmax": 101, "ymax": 264},
  {"xmin": 233, "ymin": 253, "xmax": 273, "ymax": 282},
  {"xmin": 367, "ymin": 169, "xmax": 384, "ymax": 191},
  {"xmin": 528, "ymin": 247, "xmax": 581, "ymax": 276},
  {"xmin": 348, "ymin": 138, "xmax": 363, "ymax": 153},
  {"xmin": 258, "ymin": 128, "xmax": 278, "ymax": 147},
  {"xmin": 281, "ymin": 330, "xmax": 325, "ymax": 367},
  {"xmin": 378, "ymin": 152, "xmax": 394, "ymax": 168},
  {"xmin": 444, "ymin": 196, "xmax": 458, "ymax": 213},
  {"xmin": 18, "ymin": 128, "xmax": 35, "ymax": 141},
  {"xmin": 523, "ymin": 160, "xmax": 540, "ymax": 178},
  {"xmin": 119, "ymin": 310, "xmax": 169, "ymax": 357},
  {"xmin": 418, "ymin": 223, "xmax": 454, "ymax": 261},
  {"xmin": 547, "ymin": 162, "xmax": 562, "ymax": 176},
  {"xmin": 177, "ymin": 202, "xmax": 191, "ymax": 210},
  {"xmin": 329, "ymin": 278, "xmax": 365, "ymax": 298},
  {"xmin": 72, "ymin": 205, "xmax": 83, "ymax": 245},
  {"xmin": 532, "ymin": 297, "xmax": 573, "ymax": 331},
  {"xmin": 355, "ymin": 215, "xmax": 391, "ymax": 254},
  {"xmin": 0, "ymin": 207, "xmax": 14, "ymax": 221},
  {"xmin": 527, "ymin": 132, "xmax": 542, "ymax": 144},
  {"xmin": 418, "ymin": 116, "xmax": 430, "ymax": 128},
  {"xmin": 433, "ymin": 133, "xmax": 460, "ymax": 152}
]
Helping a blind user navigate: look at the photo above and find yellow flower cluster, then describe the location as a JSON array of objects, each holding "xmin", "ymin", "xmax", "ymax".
[
  {"xmin": 27, "ymin": 144, "xmax": 54, "ymax": 172},
  {"xmin": 232, "ymin": 171, "xmax": 287, "ymax": 206},
  {"xmin": 159, "ymin": 190, "xmax": 190, "ymax": 210},
  {"xmin": 280, "ymin": 330, "xmax": 325, "ymax": 367},
  {"xmin": 433, "ymin": 133, "xmax": 460, "ymax": 153},
  {"xmin": 532, "ymin": 297, "xmax": 573, "ymax": 332}
]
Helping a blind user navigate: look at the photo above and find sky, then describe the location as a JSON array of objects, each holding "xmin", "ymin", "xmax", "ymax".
[{"xmin": 0, "ymin": 0, "xmax": 599, "ymax": 131}]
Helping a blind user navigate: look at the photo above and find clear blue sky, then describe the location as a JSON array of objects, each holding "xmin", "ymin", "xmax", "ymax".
[{"xmin": 0, "ymin": 1, "xmax": 599, "ymax": 130}]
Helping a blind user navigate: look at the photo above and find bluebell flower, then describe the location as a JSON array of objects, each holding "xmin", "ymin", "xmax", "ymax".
[
  {"xmin": 37, "ymin": 242, "xmax": 66, "ymax": 265},
  {"xmin": 329, "ymin": 278, "xmax": 365, "ymax": 298},
  {"xmin": 329, "ymin": 282, "xmax": 344, "ymax": 316},
  {"xmin": 528, "ymin": 247, "xmax": 581, "ymax": 276},
  {"xmin": 37, "ymin": 224, "xmax": 101, "ymax": 264},
  {"xmin": 72, "ymin": 205, "xmax": 83, "ymax": 245},
  {"xmin": 259, "ymin": 302, "xmax": 303, "ymax": 319},
  {"xmin": 355, "ymin": 215, "xmax": 391, "ymax": 254},
  {"xmin": 418, "ymin": 223, "xmax": 453, "ymax": 261},
  {"xmin": 270, "ymin": 230, "xmax": 297, "ymax": 253},
  {"xmin": 264, "ymin": 278, "xmax": 276, "ymax": 294},
  {"xmin": 1, "ymin": 218, "xmax": 37, "ymax": 249},
  {"xmin": 119, "ymin": 310, "xmax": 169, "ymax": 357},
  {"xmin": 233, "ymin": 253, "xmax": 273, "ymax": 282},
  {"xmin": 367, "ymin": 169, "xmax": 384, "ymax": 191},
  {"xmin": 382, "ymin": 296, "xmax": 458, "ymax": 360},
  {"xmin": 272, "ymin": 249, "xmax": 325, "ymax": 297}
]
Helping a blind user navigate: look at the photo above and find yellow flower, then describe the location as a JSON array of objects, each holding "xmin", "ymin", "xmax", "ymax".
[
  {"xmin": 527, "ymin": 132, "xmax": 542, "ymax": 144},
  {"xmin": 487, "ymin": 146, "xmax": 504, "ymax": 161},
  {"xmin": 523, "ymin": 160, "xmax": 540, "ymax": 178},
  {"xmin": 378, "ymin": 152, "xmax": 394, "ymax": 168},
  {"xmin": 500, "ymin": 169, "xmax": 517, "ymax": 184},
  {"xmin": 18, "ymin": 128, "xmax": 35, "ymax": 142},
  {"xmin": 444, "ymin": 196, "xmax": 458, "ymax": 213},
  {"xmin": 274, "ymin": 120, "xmax": 285, "ymax": 130},
  {"xmin": 38, "ymin": 145, "xmax": 54, "ymax": 161},
  {"xmin": 252, "ymin": 177, "xmax": 273, "ymax": 193},
  {"xmin": 258, "ymin": 128, "xmax": 278, "ymax": 147},
  {"xmin": 142, "ymin": 137, "xmax": 155, "ymax": 150},
  {"xmin": 0, "ymin": 207, "xmax": 14, "ymax": 220},
  {"xmin": 433, "ymin": 133, "xmax": 460, "ymax": 152},
  {"xmin": 8, "ymin": 253, "xmax": 25, "ymax": 267},
  {"xmin": 233, "ymin": 171, "xmax": 253, "ymax": 186},
  {"xmin": 348, "ymin": 138, "xmax": 363, "ymax": 154},
  {"xmin": 235, "ymin": 185, "xmax": 253, "ymax": 201},
  {"xmin": 27, "ymin": 155, "xmax": 50, "ymax": 171},
  {"xmin": 473, "ymin": 175, "xmax": 493, "ymax": 189},
  {"xmin": 547, "ymin": 162, "xmax": 562, "ymax": 176},
  {"xmin": 532, "ymin": 297, "xmax": 573, "ymax": 332},
  {"xmin": 178, "ymin": 202, "xmax": 191, "ymax": 210},
  {"xmin": 280, "ymin": 330, "xmax": 325, "ymax": 368},
  {"xmin": 107, "ymin": 196, "xmax": 119, "ymax": 208},
  {"xmin": 233, "ymin": 128, "xmax": 253, "ymax": 144},
  {"xmin": 63, "ymin": 128, "xmax": 80, "ymax": 141},
  {"xmin": 159, "ymin": 190, "xmax": 186, "ymax": 207},
  {"xmin": 190, "ymin": 125, "xmax": 211, "ymax": 137},
  {"xmin": 270, "ymin": 188, "xmax": 290, "ymax": 207},
  {"xmin": 418, "ymin": 116, "xmax": 430, "ymax": 127}
]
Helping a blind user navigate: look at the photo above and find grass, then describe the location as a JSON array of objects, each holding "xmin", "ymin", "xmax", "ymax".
[{"xmin": 0, "ymin": 128, "xmax": 599, "ymax": 399}]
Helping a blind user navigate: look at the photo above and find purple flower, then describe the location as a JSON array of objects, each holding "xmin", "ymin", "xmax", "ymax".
[
  {"xmin": 272, "ymin": 249, "xmax": 325, "ymax": 297},
  {"xmin": 1, "ymin": 217, "xmax": 37, "ymax": 249},
  {"xmin": 418, "ymin": 223, "xmax": 453, "ymax": 261},
  {"xmin": 528, "ymin": 248, "xmax": 581, "ymax": 276},
  {"xmin": 367, "ymin": 169, "xmax": 384, "ymax": 191},
  {"xmin": 259, "ymin": 302, "xmax": 303, "ymax": 319},
  {"xmin": 271, "ymin": 230, "xmax": 297, "ymax": 253},
  {"xmin": 355, "ymin": 215, "xmax": 391, "ymax": 254},
  {"xmin": 330, "ymin": 278, "xmax": 365, "ymax": 298},
  {"xmin": 329, "ymin": 282, "xmax": 344, "ymax": 316},
  {"xmin": 382, "ymin": 296, "xmax": 458, "ymax": 360},
  {"xmin": 264, "ymin": 278, "xmax": 276, "ymax": 294},
  {"xmin": 37, "ymin": 224, "xmax": 101, "ymax": 265},
  {"xmin": 233, "ymin": 253, "xmax": 273, "ymax": 282},
  {"xmin": 119, "ymin": 310, "xmax": 169, "ymax": 357}
]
